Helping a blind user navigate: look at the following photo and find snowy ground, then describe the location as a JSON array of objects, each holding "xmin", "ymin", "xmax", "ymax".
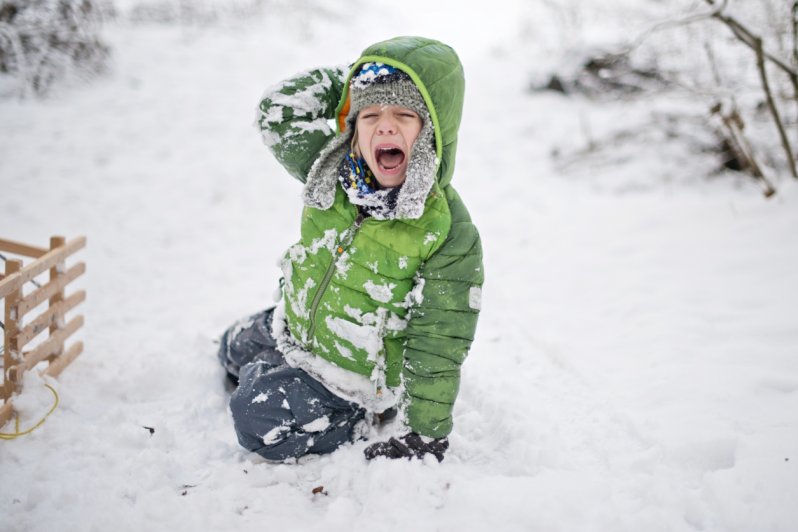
[{"xmin": 2, "ymin": 2, "xmax": 798, "ymax": 531}]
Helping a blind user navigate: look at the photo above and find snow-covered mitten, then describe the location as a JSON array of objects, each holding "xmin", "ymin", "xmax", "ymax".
[{"xmin": 363, "ymin": 432, "xmax": 449, "ymax": 462}]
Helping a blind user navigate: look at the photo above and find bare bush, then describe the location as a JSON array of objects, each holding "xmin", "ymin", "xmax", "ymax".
[
  {"xmin": 0, "ymin": 0, "xmax": 110, "ymax": 97},
  {"xmin": 533, "ymin": 0, "xmax": 797, "ymax": 197}
]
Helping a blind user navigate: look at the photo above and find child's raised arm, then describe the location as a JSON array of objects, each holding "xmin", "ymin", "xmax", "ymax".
[{"xmin": 256, "ymin": 66, "xmax": 348, "ymax": 183}]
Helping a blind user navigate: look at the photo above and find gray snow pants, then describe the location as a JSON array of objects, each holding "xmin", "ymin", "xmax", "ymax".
[{"xmin": 218, "ymin": 308, "xmax": 366, "ymax": 461}]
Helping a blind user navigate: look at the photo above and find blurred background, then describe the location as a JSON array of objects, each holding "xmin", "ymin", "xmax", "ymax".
[{"xmin": 2, "ymin": 0, "xmax": 796, "ymax": 193}]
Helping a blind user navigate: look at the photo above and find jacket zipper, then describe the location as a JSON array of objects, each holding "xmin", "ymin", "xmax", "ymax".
[{"xmin": 307, "ymin": 211, "xmax": 365, "ymax": 339}]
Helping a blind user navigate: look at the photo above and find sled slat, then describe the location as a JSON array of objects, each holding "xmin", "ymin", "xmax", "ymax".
[
  {"xmin": 0, "ymin": 236, "xmax": 85, "ymax": 300},
  {"xmin": 43, "ymin": 341, "xmax": 83, "ymax": 379},
  {"xmin": 17, "ymin": 290, "xmax": 86, "ymax": 349},
  {"xmin": 3, "ymin": 259, "xmax": 22, "ymax": 402},
  {"xmin": 7, "ymin": 315, "xmax": 83, "ymax": 382},
  {"xmin": 0, "ymin": 238, "xmax": 47, "ymax": 258},
  {"xmin": 15, "ymin": 262, "xmax": 85, "ymax": 318},
  {"xmin": 47, "ymin": 236, "xmax": 67, "ymax": 361},
  {"xmin": 0, "ymin": 401, "xmax": 14, "ymax": 429}
]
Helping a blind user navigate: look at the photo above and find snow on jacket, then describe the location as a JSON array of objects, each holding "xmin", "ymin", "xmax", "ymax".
[{"xmin": 256, "ymin": 36, "xmax": 483, "ymax": 439}]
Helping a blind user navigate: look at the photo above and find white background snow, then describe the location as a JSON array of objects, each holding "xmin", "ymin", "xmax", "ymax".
[{"xmin": 2, "ymin": 1, "xmax": 798, "ymax": 531}]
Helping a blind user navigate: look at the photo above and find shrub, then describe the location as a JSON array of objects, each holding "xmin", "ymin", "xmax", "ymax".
[{"xmin": 0, "ymin": 0, "xmax": 110, "ymax": 97}]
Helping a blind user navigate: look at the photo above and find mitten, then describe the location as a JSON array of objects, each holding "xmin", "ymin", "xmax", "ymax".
[{"xmin": 364, "ymin": 432, "xmax": 449, "ymax": 462}]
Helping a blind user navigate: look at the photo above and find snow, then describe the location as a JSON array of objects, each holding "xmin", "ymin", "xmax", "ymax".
[
  {"xmin": 260, "ymin": 67, "xmax": 341, "ymax": 122},
  {"xmin": 363, "ymin": 279, "xmax": 395, "ymax": 304},
  {"xmin": 333, "ymin": 341, "xmax": 355, "ymax": 362},
  {"xmin": 308, "ymin": 229, "xmax": 338, "ymax": 255},
  {"xmin": 468, "ymin": 286, "xmax": 481, "ymax": 311},
  {"xmin": 286, "ymin": 243, "xmax": 307, "ymax": 264},
  {"xmin": 273, "ymin": 303, "xmax": 397, "ymax": 413},
  {"xmin": 301, "ymin": 416, "xmax": 331, "ymax": 433},
  {"xmin": 261, "ymin": 104, "xmax": 284, "ymax": 125},
  {"xmin": 294, "ymin": 118, "xmax": 332, "ymax": 136},
  {"xmin": 258, "ymin": 128, "xmax": 280, "ymax": 148},
  {"xmin": 251, "ymin": 392, "xmax": 269, "ymax": 404},
  {"xmin": 334, "ymin": 250, "xmax": 351, "ymax": 278},
  {"xmin": 399, "ymin": 275, "xmax": 425, "ymax": 309},
  {"xmin": 1, "ymin": 1, "xmax": 798, "ymax": 531},
  {"xmin": 262, "ymin": 424, "xmax": 289, "ymax": 446},
  {"xmin": 423, "ymin": 231, "xmax": 439, "ymax": 245},
  {"xmin": 325, "ymin": 316, "xmax": 382, "ymax": 361},
  {"xmin": 292, "ymin": 277, "xmax": 315, "ymax": 319}
]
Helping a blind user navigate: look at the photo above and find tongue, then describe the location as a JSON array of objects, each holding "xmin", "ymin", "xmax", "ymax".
[{"xmin": 378, "ymin": 150, "xmax": 404, "ymax": 170}]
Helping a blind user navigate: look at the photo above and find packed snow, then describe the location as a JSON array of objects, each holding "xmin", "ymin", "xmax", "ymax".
[
  {"xmin": 362, "ymin": 280, "xmax": 395, "ymax": 304},
  {"xmin": 325, "ymin": 316, "xmax": 382, "ymax": 360},
  {"xmin": 1, "ymin": 1, "xmax": 798, "ymax": 531},
  {"xmin": 301, "ymin": 416, "xmax": 331, "ymax": 434}
]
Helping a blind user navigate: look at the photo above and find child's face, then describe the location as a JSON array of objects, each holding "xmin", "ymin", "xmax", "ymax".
[{"xmin": 356, "ymin": 104, "xmax": 423, "ymax": 188}]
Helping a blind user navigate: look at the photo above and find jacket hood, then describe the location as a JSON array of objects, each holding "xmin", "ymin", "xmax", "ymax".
[{"xmin": 338, "ymin": 36, "xmax": 465, "ymax": 189}]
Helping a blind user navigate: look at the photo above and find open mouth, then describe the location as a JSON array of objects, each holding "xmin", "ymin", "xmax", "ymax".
[{"xmin": 374, "ymin": 145, "xmax": 406, "ymax": 173}]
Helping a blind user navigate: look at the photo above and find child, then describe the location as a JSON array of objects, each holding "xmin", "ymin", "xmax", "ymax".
[{"xmin": 219, "ymin": 36, "xmax": 483, "ymax": 462}]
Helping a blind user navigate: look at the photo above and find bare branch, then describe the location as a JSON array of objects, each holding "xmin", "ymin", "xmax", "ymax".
[
  {"xmin": 625, "ymin": 1, "xmax": 796, "ymax": 94},
  {"xmin": 703, "ymin": 0, "xmax": 798, "ymax": 90},
  {"xmin": 703, "ymin": 0, "xmax": 798, "ymax": 179},
  {"xmin": 754, "ymin": 36, "xmax": 798, "ymax": 178},
  {"xmin": 793, "ymin": 0, "xmax": 798, "ymax": 141},
  {"xmin": 711, "ymin": 102, "xmax": 777, "ymax": 197},
  {"xmin": 622, "ymin": 8, "xmax": 715, "ymax": 55},
  {"xmin": 793, "ymin": 1, "xmax": 798, "ymax": 68}
]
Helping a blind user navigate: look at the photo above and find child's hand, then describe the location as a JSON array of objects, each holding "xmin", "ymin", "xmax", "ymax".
[{"xmin": 363, "ymin": 432, "xmax": 449, "ymax": 462}]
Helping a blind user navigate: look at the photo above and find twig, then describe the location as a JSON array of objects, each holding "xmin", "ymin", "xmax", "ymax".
[
  {"xmin": 793, "ymin": 1, "xmax": 798, "ymax": 68},
  {"xmin": 793, "ymin": 1, "xmax": 798, "ymax": 141},
  {"xmin": 622, "ymin": 6, "xmax": 717, "ymax": 55},
  {"xmin": 754, "ymin": 36, "xmax": 797, "ymax": 178},
  {"xmin": 704, "ymin": 0, "xmax": 798, "ymax": 101},
  {"xmin": 704, "ymin": 18, "xmax": 784, "ymax": 189},
  {"xmin": 624, "ymin": 1, "xmax": 798, "ymax": 95},
  {"xmin": 0, "ymin": 22, "xmax": 30, "ymax": 98},
  {"xmin": 704, "ymin": 0, "xmax": 798, "ymax": 179},
  {"xmin": 624, "ymin": 1, "xmax": 798, "ymax": 104},
  {"xmin": 711, "ymin": 103, "xmax": 776, "ymax": 197}
]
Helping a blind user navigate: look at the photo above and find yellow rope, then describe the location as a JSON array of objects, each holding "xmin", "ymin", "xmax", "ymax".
[{"xmin": 0, "ymin": 383, "xmax": 59, "ymax": 440}]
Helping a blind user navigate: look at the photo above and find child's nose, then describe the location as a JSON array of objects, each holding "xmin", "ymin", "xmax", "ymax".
[{"xmin": 376, "ymin": 116, "xmax": 397, "ymax": 135}]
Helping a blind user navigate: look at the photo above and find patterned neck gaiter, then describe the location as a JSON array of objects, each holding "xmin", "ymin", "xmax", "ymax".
[{"xmin": 338, "ymin": 151, "xmax": 401, "ymax": 219}]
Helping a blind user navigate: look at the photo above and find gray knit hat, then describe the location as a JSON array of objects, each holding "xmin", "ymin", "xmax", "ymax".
[{"xmin": 304, "ymin": 63, "xmax": 437, "ymax": 220}]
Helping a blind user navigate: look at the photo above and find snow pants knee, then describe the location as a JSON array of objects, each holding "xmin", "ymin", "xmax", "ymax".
[
  {"xmin": 218, "ymin": 308, "xmax": 282, "ymax": 383},
  {"xmin": 218, "ymin": 308, "xmax": 366, "ymax": 461}
]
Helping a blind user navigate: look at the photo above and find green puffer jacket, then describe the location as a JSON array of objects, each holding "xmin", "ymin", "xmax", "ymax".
[{"xmin": 256, "ymin": 36, "xmax": 483, "ymax": 439}]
